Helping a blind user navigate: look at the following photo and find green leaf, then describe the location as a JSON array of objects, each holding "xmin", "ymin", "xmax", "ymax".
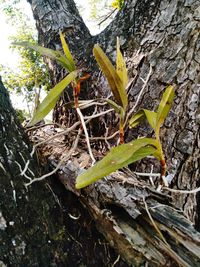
[
  {"xmin": 14, "ymin": 41, "xmax": 74, "ymax": 72},
  {"xmin": 129, "ymin": 109, "xmax": 157, "ymax": 131},
  {"xmin": 27, "ymin": 71, "xmax": 77, "ymax": 126},
  {"xmin": 129, "ymin": 111, "xmax": 145, "ymax": 128},
  {"xmin": 106, "ymin": 99, "xmax": 123, "ymax": 114},
  {"xmin": 156, "ymin": 85, "xmax": 174, "ymax": 129},
  {"xmin": 76, "ymin": 138, "xmax": 158, "ymax": 189},
  {"xmin": 93, "ymin": 44, "xmax": 128, "ymax": 109},
  {"xmin": 116, "ymin": 37, "xmax": 128, "ymax": 89},
  {"xmin": 59, "ymin": 31, "xmax": 76, "ymax": 71}
]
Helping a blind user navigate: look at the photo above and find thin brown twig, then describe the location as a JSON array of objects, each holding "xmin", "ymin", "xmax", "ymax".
[
  {"xmin": 143, "ymin": 197, "xmax": 169, "ymax": 247},
  {"xmin": 98, "ymin": 8, "xmax": 117, "ymax": 27}
]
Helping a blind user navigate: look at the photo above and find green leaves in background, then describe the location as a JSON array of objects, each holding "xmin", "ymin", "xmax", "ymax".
[
  {"xmin": 15, "ymin": 32, "xmax": 78, "ymax": 127},
  {"xmin": 93, "ymin": 43, "xmax": 128, "ymax": 109},
  {"xmin": 76, "ymin": 138, "xmax": 158, "ymax": 189},
  {"xmin": 27, "ymin": 71, "xmax": 77, "ymax": 126},
  {"xmin": 111, "ymin": 0, "xmax": 125, "ymax": 9}
]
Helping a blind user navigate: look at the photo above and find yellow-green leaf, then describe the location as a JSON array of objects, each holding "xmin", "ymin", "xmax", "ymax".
[
  {"xmin": 93, "ymin": 44, "xmax": 128, "ymax": 109},
  {"xmin": 156, "ymin": 85, "xmax": 174, "ymax": 128},
  {"xmin": 59, "ymin": 31, "xmax": 76, "ymax": 71},
  {"xmin": 14, "ymin": 41, "xmax": 74, "ymax": 72},
  {"xmin": 76, "ymin": 138, "xmax": 158, "ymax": 189},
  {"xmin": 116, "ymin": 37, "xmax": 128, "ymax": 88},
  {"xmin": 129, "ymin": 109, "xmax": 157, "ymax": 131},
  {"xmin": 129, "ymin": 111, "xmax": 145, "ymax": 128},
  {"xmin": 106, "ymin": 99, "xmax": 122, "ymax": 114},
  {"xmin": 27, "ymin": 71, "xmax": 77, "ymax": 126}
]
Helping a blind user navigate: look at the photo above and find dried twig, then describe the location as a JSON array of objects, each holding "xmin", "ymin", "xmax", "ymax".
[
  {"xmin": 97, "ymin": 8, "xmax": 117, "ymax": 27},
  {"xmin": 143, "ymin": 197, "xmax": 169, "ymax": 246}
]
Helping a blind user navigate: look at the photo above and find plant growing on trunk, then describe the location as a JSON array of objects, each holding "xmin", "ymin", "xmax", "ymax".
[
  {"xmin": 14, "ymin": 31, "xmax": 90, "ymax": 126},
  {"xmin": 76, "ymin": 85, "xmax": 174, "ymax": 189},
  {"xmin": 14, "ymin": 32, "xmax": 174, "ymax": 191},
  {"xmin": 93, "ymin": 37, "xmax": 128, "ymax": 144}
]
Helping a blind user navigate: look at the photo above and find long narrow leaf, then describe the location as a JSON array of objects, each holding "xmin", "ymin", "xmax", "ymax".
[
  {"xmin": 129, "ymin": 109, "xmax": 157, "ymax": 131},
  {"xmin": 76, "ymin": 138, "xmax": 158, "ymax": 189},
  {"xmin": 106, "ymin": 99, "xmax": 123, "ymax": 114},
  {"xmin": 116, "ymin": 37, "xmax": 128, "ymax": 88},
  {"xmin": 93, "ymin": 44, "xmax": 128, "ymax": 109},
  {"xmin": 14, "ymin": 42, "xmax": 73, "ymax": 72},
  {"xmin": 27, "ymin": 71, "xmax": 77, "ymax": 126},
  {"xmin": 59, "ymin": 31, "xmax": 76, "ymax": 71},
  {"xmin": 156, "ymin": 86, "xmax": 174, "ymax": 128}
]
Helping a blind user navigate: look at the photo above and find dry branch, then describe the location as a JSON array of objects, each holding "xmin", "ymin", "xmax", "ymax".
[{"xmin": 48, "ymin": 156, "xmax": 200, "ymax": 267}]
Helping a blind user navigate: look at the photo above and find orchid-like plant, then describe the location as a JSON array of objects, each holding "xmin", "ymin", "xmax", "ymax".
[
  {"xmin": 93, "ymin": 37, "xmax": 128, "ymax": 144},
  {"xmin": 76, "ymin": 85, "xmax": 174, "ymax": 189},
  {"xmin": 15, "ymin": 31, "xmax": 90, "ymax": 126}
]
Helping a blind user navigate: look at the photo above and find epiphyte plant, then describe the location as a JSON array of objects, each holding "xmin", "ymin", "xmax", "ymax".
[
  {"xmin": 15, "ymin": 31, "xmax": 89, "ymax": 126},
  {"xmin": 129, "ymin": 85, "xmax": 174, "ymax": 184},
  {"xmin": 93, "ymin": 37, "xmax": 128, "ymax": 144},
  {"xmin": 15, "ymin": 31, "xmax": 174, "ymax": 190},
  {"xmin": 76, "ymin": 85, "xmax": 174, "ymax": 189}
]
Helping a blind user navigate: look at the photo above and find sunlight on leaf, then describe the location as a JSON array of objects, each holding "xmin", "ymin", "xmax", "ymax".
[
  {"xmin": 93, "ymin": 44, "xmax": 127, "ymax": 109},
  {"xmin": 27, "ymin": 71, "xmax": 77, "ymax": 126},
  {"xmin": 116, "ymin": 37, "xmax": 128, "ymax": 89},
  {"xmin": 14, "ymin": 41, "xmax": 74, "ymax": 72},
  {"xmin": 76, "ymin": 138, "xmax": 158, "ymax": 189},
  {"xmin": 156, "ymin": 85, "xmax": 174, "ymax": 129},
  {"xmin": 129, "ymin": 109, "xmax": 157, "ymax": 131},
  {"xmin": 59, "ymin": 31, "xmax": 76, "ymax": 71}
]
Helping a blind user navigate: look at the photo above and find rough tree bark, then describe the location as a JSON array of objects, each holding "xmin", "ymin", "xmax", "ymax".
[
  {"xmin": 28, "ymin": 0, "xmax": 200, "ymax": 224},
  {"xmin": 0, "ymin": 79, "xmax": 128, "ymax": 266},
  {"xmin": 17, "ymin": 0, "xmax": 200, "ymax": 265}
]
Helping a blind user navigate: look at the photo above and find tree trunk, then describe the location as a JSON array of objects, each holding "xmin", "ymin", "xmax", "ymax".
[
  {"xmin": 0, "ymin": 78, "xmax": 128, "ymax": 266},
  {"xmin": 26, "ymin": 0, "xmax": 200, "ymax": 265}
]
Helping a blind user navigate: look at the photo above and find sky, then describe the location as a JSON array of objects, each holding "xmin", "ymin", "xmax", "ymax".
[
  {"xmin": 0, "ymin": 0, "xmax": 114, "ymax": 67},
  {"xmin": 0, "ymin": 0, "xmax": 114, "ymax": 115},
  {"xmin": 0, "ymin": 0, "xmax": 33, "ymax": 67}
]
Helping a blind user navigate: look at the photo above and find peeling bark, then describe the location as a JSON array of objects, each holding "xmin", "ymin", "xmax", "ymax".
[
  {"xmin": 49, "ymin": 154, "xmax": 200, "ymax": 267},
  {"xmin": 0, "ymin": 79, "xmax": 128, "ymax": 266},
  {"xmin": 25, "ymin": 0, "xmax": 200, "ymax": 265},
  {"xmin": 28, "ymin": 0, "xmax": 200, "ymax": 223}
]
